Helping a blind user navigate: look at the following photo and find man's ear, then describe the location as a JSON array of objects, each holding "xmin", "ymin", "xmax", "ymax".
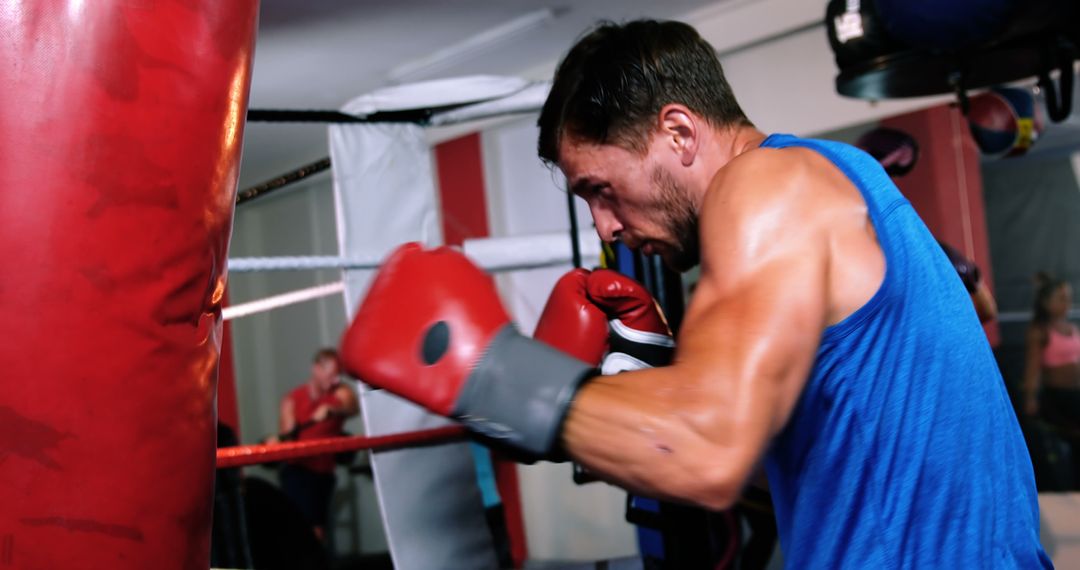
[{"xmin": 659, "ymin": 104, "xmax": 698, "ymax": 167}]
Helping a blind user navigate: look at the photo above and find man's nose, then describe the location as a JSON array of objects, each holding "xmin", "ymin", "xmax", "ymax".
[{"xmin": 589, "ymin": 203, "xmax": 622, "ymax": 243}]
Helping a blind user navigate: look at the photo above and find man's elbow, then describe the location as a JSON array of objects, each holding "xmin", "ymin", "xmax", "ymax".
[{"xmin": 681, "ymin": 462, "xmax": 747, "ymax": 511}]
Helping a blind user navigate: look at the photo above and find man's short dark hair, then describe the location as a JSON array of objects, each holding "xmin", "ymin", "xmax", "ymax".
[
  {"xmin": 313, "ymin": 348, "xmax": 339, "ymax": 364},
  {"xmin": 538, "ymin": 19, "xmax": 751, "ymax": 165}
]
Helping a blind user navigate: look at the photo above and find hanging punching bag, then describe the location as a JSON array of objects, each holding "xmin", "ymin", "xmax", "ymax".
[
  {"xmin": 0, "ymin": 1, "xmax": 258, "ymax": 567},
  {"xmin": 827, "ymin": 0, "xmax": 1078, "ymax": 123},
  {"xmin": 875, "ymin": 0, "xmax": 1018, "ymax": 52}
]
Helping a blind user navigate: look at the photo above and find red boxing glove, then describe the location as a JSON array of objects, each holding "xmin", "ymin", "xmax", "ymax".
[
  {"xmin": 539, "ymin": 269, "xmax": 672, "ymax": 482},
  {"xmin": 585, "ymin": 269, "xmax": 675, "ymax": 373},
  {"xmin": 341, "ymin": 243, "xmax": 505, "ymax": 416},
  {"xmin": 533, "ymin": 268, "xmax": 609, "ymax": 365},
  {"xmin": 340, "ymin": 243, "xmax": 596, "ymax": 459}
]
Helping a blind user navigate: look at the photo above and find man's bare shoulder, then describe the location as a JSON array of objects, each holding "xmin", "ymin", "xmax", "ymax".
[
  {"xmin": 700, "ymin": 145, "xmax": 839, "ymax": 237},
  {"xmin": 709, "ymin": 144, "xmax": 840, "ymax": 192}
]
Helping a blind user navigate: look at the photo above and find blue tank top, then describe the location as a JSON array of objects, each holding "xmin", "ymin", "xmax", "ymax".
[{"xmin": 759, "ymin": 134, "xmax": 1050, "ymax": 569}]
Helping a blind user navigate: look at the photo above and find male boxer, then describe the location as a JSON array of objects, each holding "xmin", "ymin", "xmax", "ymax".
[
  {"xmin": 342, "ymin": 20, "xmax": 1049, "ymax": 568},
  {"xmin": 274, "ymin": 348, "xmax": 358, "ymax": 541}
]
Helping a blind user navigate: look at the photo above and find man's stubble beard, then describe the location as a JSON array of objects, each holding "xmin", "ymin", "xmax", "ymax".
[{"xmin": 652, "ymin": 166, "xmax": 700, "ymax": 272}]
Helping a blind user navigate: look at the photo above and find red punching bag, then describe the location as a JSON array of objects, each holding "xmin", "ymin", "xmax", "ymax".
[{"xmin": 0, "ymin": 1, "xmax": 258, "ymax": 568}]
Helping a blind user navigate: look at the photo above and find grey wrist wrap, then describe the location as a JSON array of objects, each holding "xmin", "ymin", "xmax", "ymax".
[{"xmin": 452, "ymin": 325, "xmax": 596, "ymax": 461}]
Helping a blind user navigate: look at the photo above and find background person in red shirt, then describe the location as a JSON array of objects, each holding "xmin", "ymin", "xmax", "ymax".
[{"xmin": 273, "ymin": 348, "xmax": 359, "ymax": 541}]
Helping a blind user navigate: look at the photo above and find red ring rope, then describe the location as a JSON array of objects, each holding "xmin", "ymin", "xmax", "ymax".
[{"xmin": 216, "ymin": 425, "xmax": 467, "ymax": 468}]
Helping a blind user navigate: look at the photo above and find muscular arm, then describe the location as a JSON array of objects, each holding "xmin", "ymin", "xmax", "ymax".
[
  {"xmin": 279, "ymin": 396, "xmax": 296, "ymax": 435},
  {"xmin": 562, "ymin": 152, "xmax": 831, "ymax": 510}
]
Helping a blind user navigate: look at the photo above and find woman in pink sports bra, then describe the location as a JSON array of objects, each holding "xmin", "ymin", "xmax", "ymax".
[{"xmin": 1022, "ymin": 273, "xmax": 1080, "ymax": 431}]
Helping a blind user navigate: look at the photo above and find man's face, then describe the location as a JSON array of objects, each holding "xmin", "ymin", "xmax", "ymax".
[
  {"xmin": 558, "ymin": 134, "xmax": 700, "ymax": 272},
  {"xmin": 311, "ymin": 357, "xmax": 340, "ymax": 391}
]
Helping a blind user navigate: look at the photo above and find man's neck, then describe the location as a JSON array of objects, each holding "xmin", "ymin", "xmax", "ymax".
[
  {"xmin": 717, "ymin": 124, "xmax": 768, "ymax": 165},
  {"xmin": 691, "ymin": 124, "xmax": 767, "ymax": 209}
]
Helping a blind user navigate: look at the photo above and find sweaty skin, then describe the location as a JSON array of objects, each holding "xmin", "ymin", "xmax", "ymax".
[{"xmin": 557, "ymin": 106, "xmax": 885, "ymax": 510}]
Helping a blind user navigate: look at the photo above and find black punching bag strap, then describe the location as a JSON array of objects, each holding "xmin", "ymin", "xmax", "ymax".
[{"xmin": 1038, "ymin": 37, "xmax": 1077, "ymax": 123}]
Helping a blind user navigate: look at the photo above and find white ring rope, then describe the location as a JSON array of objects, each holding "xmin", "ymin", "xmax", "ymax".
[
  {"xmin": 227, "ymin": 255, "xmax": 581, "ymax": 273},
  {"xmin": 224, "ymin": 231, "xmax": 601, "ymax": 321},
  {"xmin": 228, "ymin": 256, "xmax": 379, "ymax": 272},
  {"xmin": 223, "ymin": 281, "xmax": 345, "ymax": 322},
  {"xmin": 227, "ymin": 230, "xmax": 601, "ymax": 273}
]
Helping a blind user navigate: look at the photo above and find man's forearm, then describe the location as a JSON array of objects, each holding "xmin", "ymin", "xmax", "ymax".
[{"xmin": 563, "ymin": 369, "xmax": 752, "ymax": 511}]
